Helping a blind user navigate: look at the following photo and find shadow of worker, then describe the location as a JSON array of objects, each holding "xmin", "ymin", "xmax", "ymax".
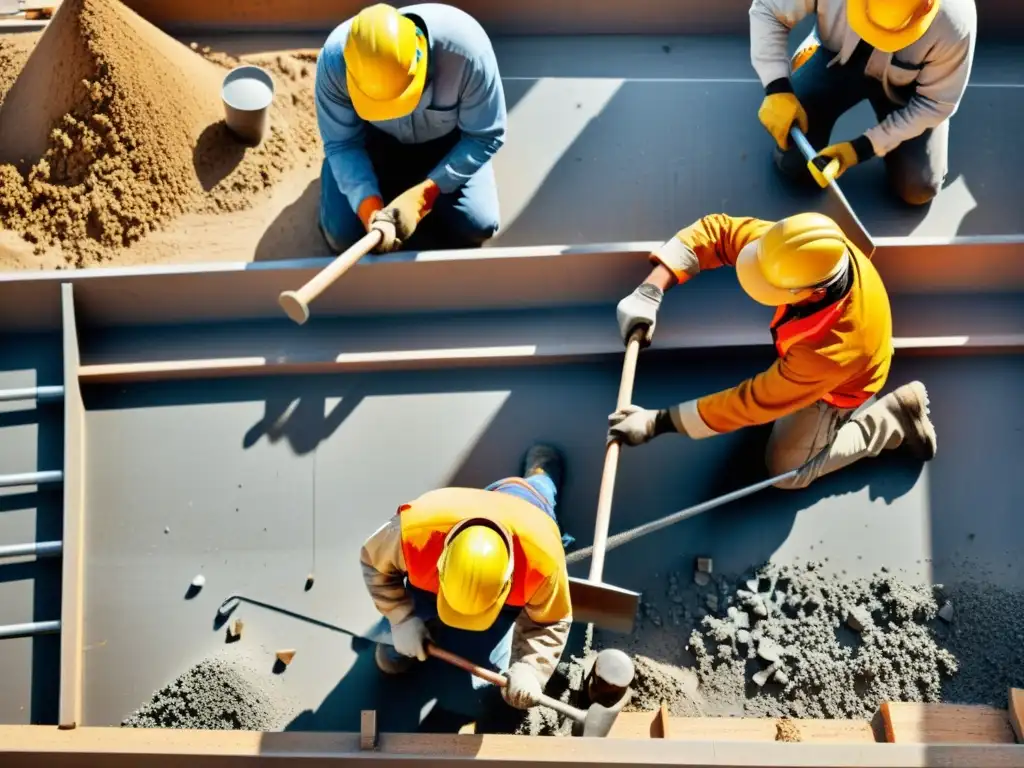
[
  {"xmin": 285, "ymin": 605, "xmax": 521, "ymax": 734},
  {"xmin": 243, "ymin": 391, "xmax": 362, "ymax": 456}
]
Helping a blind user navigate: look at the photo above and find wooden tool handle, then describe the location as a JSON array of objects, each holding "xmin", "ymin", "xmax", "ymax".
[
  {"xmin": 588, "ymin": 328, "xmax": 644, "ymax": 582},
  {"xmin": 426, "ymin": 643, "xmax": 586, "ymax": 722},
  {"xmin": 278, "ymin": 229, "xmax": 382, "ymax": 325}
]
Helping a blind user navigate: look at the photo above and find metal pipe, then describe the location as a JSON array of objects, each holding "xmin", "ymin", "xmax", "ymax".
[
  {"xmin": 0, "ymin": 470, "xmax": 63, "ymax": 488},
  {"xmin": 0, "ymin": 540, "xmax": 62, "ymax": 560},
  {"xmin": 0, "ymin": 385, "xmax": 64, "ymax": 403},
  {"xmin": 0, "ymin": 620, "xmax": 60, "ymax": 639}
]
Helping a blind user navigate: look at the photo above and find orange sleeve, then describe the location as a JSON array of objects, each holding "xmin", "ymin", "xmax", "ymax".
[
  {"xmin": 680, "ymin": 345, "xmax": 848, "ymax": 435},
  {"xmin": 357, "ymin": 195, "xmax": 384, "ymax": 230},
  {"xmin": 651, "ymin": 214, "xmax": 775, "ymax": 283}
]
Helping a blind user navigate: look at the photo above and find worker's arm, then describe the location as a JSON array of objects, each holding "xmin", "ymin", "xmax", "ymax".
[
  {"xmin": 509, "ymin": 569, "xmax": 573, "ymax": 686},
  {"xmin": 749, "ymin": 0, "xmax": 815, "ymax": 89},
  {"xmin": 315, "ymin": 38, "xmax": 384, "ymax": 230},
  {"xmin": 617, "ymin": 214, "xmax": 774, "ymax": 344},
  {"xmin": 672, "ymin": 344, "xmax": 847, "ymax": 436},
  {"xmin": 426, "ymin": 37, "xmax": 506, "ymax": 193},
  {"xmin": 359, "ymin": 515, "xmax": 416, "ymax": 625},
  {"xmin": 864, "ymin": 30, "xmax": 976, "ymax": 158}
]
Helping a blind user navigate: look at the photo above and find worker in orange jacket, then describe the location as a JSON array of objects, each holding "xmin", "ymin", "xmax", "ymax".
[
  {"xmin": 359, "ymin": 445, "xmax": 573, "ymax": 709},
  {"xmin": 611, "ymin": 212, "xmax": 936, "ymax": 488}
]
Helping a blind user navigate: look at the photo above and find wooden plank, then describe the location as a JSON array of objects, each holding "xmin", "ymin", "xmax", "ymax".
[
  {"xmin": 1009, "ymin": 689, "xmax": 1024, "ymax": 744},
  {"xmin": 652, "ymin": 703, "xmax": 670, "ymax": 739},
  {"xmin": 609, "ymin": 714, "xmax": 875, "ymax": 743},
  {"xmin": 58, "ymin": 283, "xmax": 87, "ymax": 730},
  {"xmin": 4, "ymin": 724, "xmax": 1024, "ymax": 767},
  {"xmin": 881, "ymin": 701, "xmax": 1017, "ymax": 744},
  {"xmin": 359, "ymin": 710, "xmax": 377, "ymax": 751}
]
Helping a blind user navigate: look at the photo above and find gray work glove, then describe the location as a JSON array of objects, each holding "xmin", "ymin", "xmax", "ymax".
[
  {"xmin": 391, "ymin": 616, "xmax": 431, "ymax": 661},
  {"xmin": 503, "ymin": 662, "xmax": 544, "ymax": 709},
  {"xmin": 616, "ymin": 283, "xmax": 663, "ymax": 345},
  {"xmin": 608, "ymin": 404, "xmax": 679, "ymax": 447}
]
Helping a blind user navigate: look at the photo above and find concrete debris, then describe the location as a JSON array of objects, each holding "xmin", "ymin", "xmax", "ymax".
[
  {"xmin": 773, "ymin": 669, "xmax": 789, "ymax": 686},
  {"xmin": 228, "ymin": 618, "xmax": 244, "ymax": 639},
  {"xmin": 775, "ymin": 718, "xmax": 802, "ymax": 742},
  {"xmin": 191, "ymin": 574, "xmax": 206, "ymax": 589},
  {"xmin": 626, "ymin": 655, "xmax": 705, "ymax": 716},
  {"xmin": 275, "ymin": 649, "xmax": 296, "ymax": 666},
  {"xmin": 757, "ymin": 639, "xmax": 783, "ymax": 664},
  {"xmin": 938, "ymin": 601, "xmax": 954, "ymax": 623},
  {"xmin": 121, "ymin": 653, "xmax": 295, "ymax": 729},
  {"xmin": 696, "ymin": 557, "xmax": 713, "ymax": 574},
  {"xmin": 752, "ymin": 662, "xmax": 780, "ymax": 688},
  {"xmin": 846, "ymin": 606, "xmax": 872, "ymax": 633},
  {"xmin": 694, "ymin": 571, "xmax": 711, "ymax": 587}
]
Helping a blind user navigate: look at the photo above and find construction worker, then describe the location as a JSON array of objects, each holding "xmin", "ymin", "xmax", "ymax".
[
  {"xmin": 751, "ymin": 0, "xmax": 976, "ymax": 205},
  {"xmin": 359, "ymin": 445, "xmax": 573, "ymax": 710},
  {"xmin": 315, "ymin": 3, "xmax": 505, "ymax": 254},
  {"xmin": 612, "ymin": 213, "xmax": 937, "ymax": 489}
]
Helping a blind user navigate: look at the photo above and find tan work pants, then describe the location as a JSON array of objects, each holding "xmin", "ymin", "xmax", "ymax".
[{"xmin": 766, "ymin": 393, "xmax": 910, "ymax": 490}]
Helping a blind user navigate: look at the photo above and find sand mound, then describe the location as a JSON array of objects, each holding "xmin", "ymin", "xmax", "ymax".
[
  {"xmin": 0, "ymin": 0, "xmax": 318, "ymax": 266},
  {"xmin": 122, "ymin": 653, "xmax": 296, "ymax": 730}
]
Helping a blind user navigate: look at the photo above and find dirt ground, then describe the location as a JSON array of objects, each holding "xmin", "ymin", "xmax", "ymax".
[{"xmin": 0, "ymin": 0, "xmax": 332, "ymax": 270}]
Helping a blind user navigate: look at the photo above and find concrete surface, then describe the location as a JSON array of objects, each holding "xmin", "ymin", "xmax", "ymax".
[
  {"xmin": 0, "ymin": 335, "xmax": 64, "ymax": 726},
  {"xmin": 76, "ymin": 347, "xmax": 1023, "ymax": 730}
]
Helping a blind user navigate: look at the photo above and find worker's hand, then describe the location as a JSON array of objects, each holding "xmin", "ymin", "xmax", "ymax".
[
  {"xmin": 616, "ymin": 283, "xmax": 662, "ymax": 346},
  {"xmin": 370, "ymin": 179, "xmax": 442, "ymax": 253},
  {"xmin": 391, "ymin": 616, "xmax": 431, "ymax": 661},
  {"xmin": 810, "ymin": 142, "xmax": 859, "ymax": 187},
  {"xmin": 503, "ymin": 663, "xmax": 544, "ymax": 709},
  {"xmin": 608, "ymin": 404, "xmax": 661, "ymax": 447},
  {"xmin": 757, "ymin": 91, "xmax": 809, "ymax": 151}
]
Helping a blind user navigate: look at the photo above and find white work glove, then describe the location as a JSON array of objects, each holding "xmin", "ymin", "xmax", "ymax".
[
  {"xmin": 609, "ymin": 404, "xmax": 675, "ymax": 447},
  {"xmin": 503, "ymin": 662, "xmax": 544, "ymax": 709},
  {"xmin": 391, "ymin": 616, "xmax": 431, "ymax": 661},
  {"xmin": 616, "ymin": 283, "xmax": 663, "ymax": 345}
]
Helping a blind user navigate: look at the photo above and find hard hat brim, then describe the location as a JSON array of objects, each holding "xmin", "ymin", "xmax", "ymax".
[
  {"xmin": 347, "ymin": 32, "xmax": 428, "ymax": 122},
  {"xmin": 847, "ymin": 1, "xmax": 940, "ymax": 53},
  {"xmin": 736, "ymin": 241, "xmax": 810, "ymax": 307},
  {"xmin": 437, "ymin": 582, "xmax": 505, "ymax": 632}
]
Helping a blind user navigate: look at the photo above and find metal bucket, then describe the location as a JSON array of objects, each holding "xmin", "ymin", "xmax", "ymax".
[{"xmin": 221, "ymin": 65, "xmax": 275, "ymax": 146}]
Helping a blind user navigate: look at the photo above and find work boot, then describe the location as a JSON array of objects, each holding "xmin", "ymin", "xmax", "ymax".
[
  {"xmin": 374, "ymin": 643, "xmax": 415, "ymax": 675},
  {"xmin": 523, "ymin": 443, "xmax": 564, "ymax": 490},
  {"xmin": 886, "ymin": 381, "xmax": 937, "ymax": 461}
]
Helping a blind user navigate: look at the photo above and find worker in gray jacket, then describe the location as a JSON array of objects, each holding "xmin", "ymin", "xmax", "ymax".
[{"xmin": 751, "ymin": 0, "xmax": 976, "ymax": 205}]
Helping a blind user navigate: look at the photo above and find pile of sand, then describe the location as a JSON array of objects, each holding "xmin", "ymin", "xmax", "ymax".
[
  {"xmin": 0, "ymin": 0, "xmax": 318, "ymax": 266},
  {"xmin": 122, "ymin": 653, "xmax": 297, "ymax": 730}
]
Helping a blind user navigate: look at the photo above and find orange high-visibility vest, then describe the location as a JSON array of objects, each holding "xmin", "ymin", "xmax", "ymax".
[{"xmin": 396, "ymin": 484, "xmax": 566, "ymax": 608}]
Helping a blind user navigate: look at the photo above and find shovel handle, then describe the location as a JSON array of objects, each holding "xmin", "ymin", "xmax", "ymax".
[
  {"xmin": 588, "ymin": 328, "xmax": 644, "ymax": 582},
  {"xmin": 426, "ymin": 643, "xmax": 587, "ymax": 723},
  {"xmin": 278, "ymin": 228, "xmax": 382, "ymax": 325}
]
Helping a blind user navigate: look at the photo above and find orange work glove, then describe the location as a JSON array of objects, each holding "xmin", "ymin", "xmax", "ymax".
[
  {"xmin": 758, "ymin": 90, "xmax": 809, "ymax": 151},
  {"xmin": 369, "ymin": 180, "xmax": 441, "ymax": 253},
  {"xmin": 810, "ymin": 137, "xmax": 874, "ymax": 188}
]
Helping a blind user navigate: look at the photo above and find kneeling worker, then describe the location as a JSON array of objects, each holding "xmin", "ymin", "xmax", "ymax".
[
  {"xmin": 359, "ymin": 445, "xmax": 572, "ymax": 709},
  {"xmin": 612, "ymin": 213, "xmax": 936, "ymax": 488},
  {"xmin": 316, "ymin": 3, "xmax": 506, "ymax": 254}
]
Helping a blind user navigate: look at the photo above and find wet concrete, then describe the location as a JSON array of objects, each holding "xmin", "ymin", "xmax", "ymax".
[{"xmin": 73, "ymin": 350, "xmax": 1024, "ymax": 729}]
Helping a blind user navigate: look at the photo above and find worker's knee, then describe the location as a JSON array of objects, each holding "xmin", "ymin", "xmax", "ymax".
[
  {"xmin": 772, "ymin": 146, "xmax": 816, "ymax": 186},
  {"xmin": 765, "ymin": 449, "xmax": 813, "ymax": 491},
  {"xmin": 889, "ymin": 165, "xmax": 945, "ymax": 206}
]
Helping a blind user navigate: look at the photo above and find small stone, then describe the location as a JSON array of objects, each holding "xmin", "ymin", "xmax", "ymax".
[
  {"xmin": 752, "ymin": 662, "xmax": 779, "ymax": 687},
  {"xmin": 774, "ymin": 669, "xmax": 789, "ymax": 685},
  {"xmin": 745, "ymin": 579, "xmax": 760, "ymax": 592},
  {"xmin": 229, "ymin": 618, "xmax": 244, "ymax": 638},
  {"xmin": 728, "ymin": 608, "xmax": 751, "ymax": 629},
  {"xmin": 751, "ymin": 597, "xmax": 768, "ymax": 617},
  {"xmin": 696, "ymin": 557, "xmax": 713, "ymax": 574},
  {"xmin": 163, "ymin": 526, "xmax": 170, "ymax": 534},
  {"xmin": 705, "ymin": 594, "xmax": 719, "ymax": 611},
  {"xmin": 736, "ymin": 589, "xmax": 754, "ymax": 600},
  {"xmin": 694, "ymin": 571, "xmax": 711, "ymax": 587},
  {"xmin": 276, "ymin": 649, "xmax": 296, "ymax": 665},
  {"xmin": 938, "ymin": 601, "xmax": 954, "ymax": 622},
  {"xmin": 847, "ymin": 607, "xmax": 872, "ymax": 633},
  {"xmin": 191, "ymin": 574, "xmax": 206, "ymax": 589},
  {"xmin": 736, "ymin": 629, "xmax": 751, "ymax": 645},
  {"xmin": 758, "ymin": 639, "xmax": 783, "ymax": 663}
]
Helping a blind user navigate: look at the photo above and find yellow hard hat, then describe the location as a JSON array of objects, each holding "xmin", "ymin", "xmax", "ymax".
[
  {"xmin": 847, "ymin": 0, "xmax": 941, "ymax": 53},
  {"xmin": 436, "ymin": 522, "xmax": 513, "ymax": 632},
  {"xmin": 735, "ymin": 213, "xmax": 849, "ymax": 307},
  {"xmin": 344, "ymin": 4, "xmax": 428, "ymax": 122}
]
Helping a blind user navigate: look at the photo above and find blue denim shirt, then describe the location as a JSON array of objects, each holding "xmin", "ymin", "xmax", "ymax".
[{"xmin": 315, "ymin": 3, "xmax": 507, "ymax": 213}]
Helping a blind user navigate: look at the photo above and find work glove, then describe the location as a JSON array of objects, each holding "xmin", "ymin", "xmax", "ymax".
[
  {"xmin": 390, "ymin": 616, "xmax": 431, "ymax": 662},
  {"xmin": 616, "ymin": 283, "xmax": 662, "ymax": 345},
  {"xmin": 810, "ymin": 137, "xmax": 874, "ymax": 187},
  {"xmin": 608, "ymin": 404, "xmax": 681, "ymax": 447},
  {"xmin": 757, "ymin": 91, "xmax": 809, "ymax": 151},
  {"xmin": 369, "ymin": 179, "xmax": 441, "ymax": 253},
  {"xmin": 503, "ymin": 662, "xmax": 544, "ymax": 709}
]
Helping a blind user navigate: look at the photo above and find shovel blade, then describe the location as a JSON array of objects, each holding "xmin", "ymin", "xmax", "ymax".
[
  {"xmin": 568, "ymin": 577, "xmax": 639, "ymax": 634},
  {"xmin": 581, "ymin": 701, "xmax": 622, "ymax": 738}
]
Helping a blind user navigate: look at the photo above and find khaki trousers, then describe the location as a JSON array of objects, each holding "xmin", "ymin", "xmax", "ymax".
[{"xmin": 766, "ymin": 392, "xmax": 912, "ymax": 490}]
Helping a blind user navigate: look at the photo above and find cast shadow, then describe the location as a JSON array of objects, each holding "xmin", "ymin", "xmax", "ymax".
[
  {"xmin": 242, "ymin": 390, "xmax": 363, "ymax": 456},
  {"xmin": 254, "ymin": 177, "xmax": 333, "ymax": 262},
  {"xmin": 193, "ymin": 121, "xmax": 247, "ymax": 192}
]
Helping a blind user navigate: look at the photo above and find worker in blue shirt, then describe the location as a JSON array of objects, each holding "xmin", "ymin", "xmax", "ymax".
[{"xmin": 315, "ymin": 3, "xmax": 506, "ymax": 254}]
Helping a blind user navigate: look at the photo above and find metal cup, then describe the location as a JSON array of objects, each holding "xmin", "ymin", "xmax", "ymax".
[{"xmin": 221, "ymin": 65, "xmax": 275, "ymax": 146}]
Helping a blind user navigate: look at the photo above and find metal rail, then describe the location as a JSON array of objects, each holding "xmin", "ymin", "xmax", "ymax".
[
  {"xmin": 0, "ymin": 621, "xmax": 61, "ymax": 640},
  {"xmin": 0, "ymin": 386, "xmax": 64, "ymax": 403},
  {"xmin": 0, "ymin": 470, "xmax": 63, "ymax": 488},
  {"xmin": 0, "ymin": 541, "xmax": 62, "ymax": 560}
]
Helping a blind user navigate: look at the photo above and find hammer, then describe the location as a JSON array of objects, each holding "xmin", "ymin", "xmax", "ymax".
[{"xmin": 426, "ymin": 643, "xmax": 631, "ymax": 738}]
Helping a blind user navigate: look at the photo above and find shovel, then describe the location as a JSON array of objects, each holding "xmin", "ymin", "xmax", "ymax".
[
  {"xmin": 424, "ymin": 642, "xmax": 623, "ymax": 738},
  {"xmin": 790, "ymin": 126, "xmax": 876, "ymax": 259},
  {"xmin": 566, "ymin": 327, "xmax": 645, "ymax": 635}
]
